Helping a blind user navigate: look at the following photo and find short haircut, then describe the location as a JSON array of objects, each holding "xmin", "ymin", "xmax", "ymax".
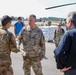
[
  {"xmin": 29, "ymin": 14, "xmax": 36, "ymax": 19},
  {"xmin": 1, "ymin": 15, "xmax": 12, "ymax": 26},
  {"xmin": 67, "ymin": 11, "xmax": 76, "ymax": 26},
  {"xmin": 18, "ymin": 17, "xmax": 22, "ymax": 20}
]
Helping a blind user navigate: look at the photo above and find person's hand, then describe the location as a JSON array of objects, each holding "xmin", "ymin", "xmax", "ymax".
[
  {"xmin": 60, "ymin": 67, "xmax": 72, "ymax": 72},
  {"xmin": 53, "ymin": 39, "xmax": 55, "ymax": 43},
  {"xmin": 17, "ymin": 46, "xmax": 20, "ymax": 50},
  {"xmin": 17, "ymin": 46, "xmax": 20, "ymax": 52},
  {"xmin": 39, "ymin": 56, "xmax": 43, "ymax": 61},
  {"xmin": 20, "ymin": 50, "xmax": 26, "ymax": 56}
]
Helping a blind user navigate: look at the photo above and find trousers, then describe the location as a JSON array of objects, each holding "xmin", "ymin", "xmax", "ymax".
[
  {"xmin": 0, "ymin": 66, "xmax": 13, "ymax": 75},
  {"xmin": 23, "ymin": 57, "xmax": 43, "ymax": 75}
]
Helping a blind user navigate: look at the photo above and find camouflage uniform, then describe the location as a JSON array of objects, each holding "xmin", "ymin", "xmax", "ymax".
[
  {"xmin": 0, "ymin": 27, "xmax": 19, "ymax": 75},
  {"xmin": 54, "ymin": 28, "xmax": 65, "ymax": 47},
  {"xmin": 19, "ymin": 26, "xmax": 45, "ymax": 75}
]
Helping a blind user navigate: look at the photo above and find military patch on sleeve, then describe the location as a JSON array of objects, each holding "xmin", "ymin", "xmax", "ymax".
[
  {"xmin": 0, "ymin": 29, "xmax": 7, "ymax": 34},
  {"xmin": 0, "ymin": 29, "xmax": 7, "ymax": 40},
  {"xmin": 11, "ymin": 37, "xmax": 15, "ymax": 41}
]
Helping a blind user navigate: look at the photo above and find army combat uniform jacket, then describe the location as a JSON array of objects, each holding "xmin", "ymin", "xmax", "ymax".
[
  {"xmin": 19, "ymin": 26, "xmax": 45, "ymax": 57},
  {"xmin": 0, "ymin": 27, "xmax": 19, "ymax": 68},
  {"xmin": 54, "ymin": 28, "xmax": 65, "ymax": 47}
]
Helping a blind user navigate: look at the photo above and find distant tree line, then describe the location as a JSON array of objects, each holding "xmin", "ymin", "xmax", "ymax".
[{"xmin": 11, "ymin": 16, "xmax": 65, "ymax": 22}]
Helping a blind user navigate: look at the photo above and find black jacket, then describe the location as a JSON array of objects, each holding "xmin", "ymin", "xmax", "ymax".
[{"xmin": 54, "ymin": 26, "xmax": 76, "ymax": 69}]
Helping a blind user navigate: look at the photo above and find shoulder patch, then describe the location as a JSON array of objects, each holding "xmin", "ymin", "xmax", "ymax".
[
  {"xmin": 12, "ymin": 37, "xmax": 15, "ymax": 41},
  {"xmin": 0, "ymin": 29, "xmax": 7, "ymax": 34}
]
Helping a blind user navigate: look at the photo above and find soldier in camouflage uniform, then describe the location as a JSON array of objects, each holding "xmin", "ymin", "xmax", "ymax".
[
  {"xmin": 18, "ymin": 14, "xmax": 45, "ymax": 75},
  {"xmin": 0, "ymin": 15, "xmax": 19, "ymax": 75},
  {"xmin": 54, "ymin": 24, "xmax": 65, "ymax": 47}
]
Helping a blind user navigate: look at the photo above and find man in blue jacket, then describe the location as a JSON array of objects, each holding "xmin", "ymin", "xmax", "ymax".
[{"xmin": 54, "ymin": 11, "xmax": 76, "ymax": 75}]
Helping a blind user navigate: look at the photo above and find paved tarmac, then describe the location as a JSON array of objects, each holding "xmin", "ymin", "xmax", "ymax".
[{"xmin": 9, "ymin": 27, "xmax": 63, "ymax": 75}]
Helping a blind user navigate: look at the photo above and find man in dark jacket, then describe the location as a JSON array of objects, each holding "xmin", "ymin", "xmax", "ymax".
[{"xmin": 54, "ymin": 11, "xmax": 76, "ymax": 75}]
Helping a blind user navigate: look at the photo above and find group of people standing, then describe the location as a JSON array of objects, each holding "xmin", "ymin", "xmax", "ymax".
[
  {"xmin": 0, "ymin": 11, "xmax": 76, "ymax": 75},
  {"xmin": 41, "ymin": 20, "xmax": 51, "ymax": 26},
  {"xmin": 0, "ymin": 14, "xmax": 45, "ymax": 75}
]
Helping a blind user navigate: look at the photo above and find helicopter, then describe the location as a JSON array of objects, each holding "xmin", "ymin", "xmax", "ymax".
[
  {"xmin": 45, "ymin": 2, "xmax": 76, "ymax": 26},
  {"xmin": 39, "ymin": 3, "xmax": 76, "ymax": 41},
  {"xmin": 45, "ymin": 3, "xmax": 76, "ymax": 10}
]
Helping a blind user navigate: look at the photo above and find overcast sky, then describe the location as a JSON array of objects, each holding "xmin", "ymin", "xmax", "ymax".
[{"xmin": 0, "ymin": 0, "xmax": 76, "ymax": 18}]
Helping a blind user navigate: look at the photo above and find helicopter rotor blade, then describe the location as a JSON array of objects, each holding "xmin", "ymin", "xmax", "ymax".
[{"xmin": 45, "ymin": 3, "xmax": 76, "ymax": 10}]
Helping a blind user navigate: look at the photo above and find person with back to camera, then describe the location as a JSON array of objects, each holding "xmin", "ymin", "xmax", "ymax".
[
  {"xmin": 54, "ymin": 11, "xmax": 76, "ymax": 75},
  {"xmin": 0, "ymin": 15, "xmax": 19, "ymax": 75}
]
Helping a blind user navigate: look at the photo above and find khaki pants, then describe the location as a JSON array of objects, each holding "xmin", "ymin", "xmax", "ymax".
[
  {"xmin": 23, "ymin": 57, "xmax": 43, "ymax": 75},
  {"xmin": 0, "ymin": 66, "xmax": 13, "ymax": 75}
]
